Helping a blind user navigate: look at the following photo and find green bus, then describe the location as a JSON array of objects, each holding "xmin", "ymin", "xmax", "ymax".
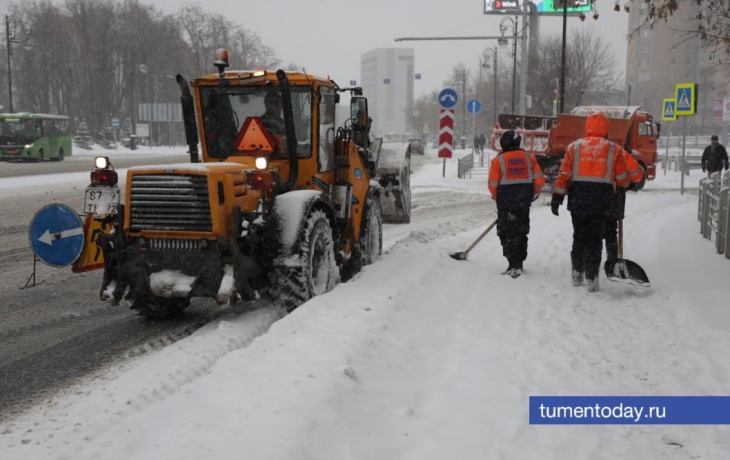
[{"xmin": 0, "ymin": 113, "xmax": 72, "ymax": 162}]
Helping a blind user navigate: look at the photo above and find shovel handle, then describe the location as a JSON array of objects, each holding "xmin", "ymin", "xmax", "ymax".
[
  {"xmin": 464, "ymin": 219, "xmax": 498, "ymax": 256},
  {"xmin": 617, "ymin": 189, "xmax": 626, "ymax": 259}
]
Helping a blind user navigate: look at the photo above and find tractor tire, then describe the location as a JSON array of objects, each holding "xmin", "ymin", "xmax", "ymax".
[
  {"xmin": 360, "ymin": 197, "xmax": 383, "ymax": 265},
  {"xmin": 270, "ymin": 209, "xmax": 339, "ymax": 312},
  {"xmin": 131, "ymin": 296, "xmax": 189, "ymax": 319}
]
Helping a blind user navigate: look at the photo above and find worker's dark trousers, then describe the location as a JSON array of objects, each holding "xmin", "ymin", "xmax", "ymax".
[
  {"xmin": 571, "ymin": 213, "xmax": 605, "ymax": 281},
  {"xmin": 497, "ymin": 208, "xmax": 530, "ymax": 267}
]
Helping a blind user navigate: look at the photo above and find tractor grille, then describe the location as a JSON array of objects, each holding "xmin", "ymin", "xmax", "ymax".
[{"xmin": 130, "ymin": 174, "xmax": 212, "ymax": 231}]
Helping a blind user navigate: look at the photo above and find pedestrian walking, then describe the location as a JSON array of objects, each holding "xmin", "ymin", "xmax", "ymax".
[
  {"xmin": 701, "ymin": 135, "xmax": 729, "ymax": 179},
  {"xmin": 488, "ymin": 130, "xmax": 545, "ymax": 278},
  {"xmin": 550, "ymin": 113, "xmax": 633, "ymax": 292}
]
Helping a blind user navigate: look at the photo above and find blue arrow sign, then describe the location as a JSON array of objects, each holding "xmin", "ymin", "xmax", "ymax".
[
  {"xmin": 467, "ymin": 99, "xmax": 482, "ymax": 114},
  {"xmin": 438, "ymin": 88, "xmax": 458, "ymax": 109},
  {"xmin": 29, "ymin": 204, "xmax": 84, "ymax": 267}
]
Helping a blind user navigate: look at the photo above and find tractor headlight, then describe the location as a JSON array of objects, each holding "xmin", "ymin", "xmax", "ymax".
[
  {"xmin": 255, "ymin": 157, "xmax": 268, "ymax": 170},
  {"xmin": 94, "ymin": 156, "xmax": 110, "ymax": 169},
  {"xmin": 24, "ymin": 143, "xmax": 34, "ymax": 149}
]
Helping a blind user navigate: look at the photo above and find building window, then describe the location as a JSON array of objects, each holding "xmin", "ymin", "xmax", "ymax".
[
  {"xmin": 640, "ymin": 57, "xmax": 651, "ymax": 67},
  {"xmin": 640, "ymin": 29, "xmax": 652, "ymax": 38},
  {"xmin": 686, "ymin": 57, "xmax": 694, "ymax": 65},
  {"xmin": 670, "ymin": 73, "xmax": 677, "ymax": 81},
  {"xmin": 670, "ymin": 44, "xmax": 678, "ymax": 52},
  {"xmin": 686, "ymin": 70, "xmax": 693, "ymax": 79},
  {"xmin": 670, "ymin": 58, "xmax": 678, "ymax": 66},
  {"xmin": 639, "ymin": 42, "xmax": 651, "ymax": 53},
  {"xmin": 700, "ymin": 52, "xmax": 715, "ymax": 63},
  {"xmin": 673, "ymin": 30, "xmax": 682, "ymax": 38},
  {"xmin": 638, "ymin": 71, "xmax": 651, "ymax": 82},
  {"xmin": 687, "ymin": 43, "xmax": 696, "ymax": 52}
]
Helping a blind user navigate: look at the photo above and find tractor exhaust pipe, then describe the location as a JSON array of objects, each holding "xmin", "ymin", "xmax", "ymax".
[{"xmin": 276, "ymin": 69, "xmax": 298, "ymax": 189}]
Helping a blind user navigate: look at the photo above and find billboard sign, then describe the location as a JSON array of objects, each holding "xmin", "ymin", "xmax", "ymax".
[{"xmin": 484, "ymin": 0, "xmax": 592, "ymax": 15}]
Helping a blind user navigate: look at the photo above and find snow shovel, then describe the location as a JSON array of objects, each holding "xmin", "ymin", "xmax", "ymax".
[
  {"xmin": 604, "ymin": 190, "xmax": 650, "ymax": 287},
  {"xmin": 450, "ymin": 219, "xmax": 498, "ymax": 261}
]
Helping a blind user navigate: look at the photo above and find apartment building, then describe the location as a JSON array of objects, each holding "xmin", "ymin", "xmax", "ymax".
[
  {"xmin": 360, "ymin": 48, "xmax": 415, "ymax": 138},
  {"xmin": 625, "ymin": 2, "xmax": 725, "ymax": 135}
]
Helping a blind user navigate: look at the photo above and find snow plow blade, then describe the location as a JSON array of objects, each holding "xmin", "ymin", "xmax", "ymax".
[
  {"xmin": 376, "ymin": 142, "xmax": 411, "ymax": 223},
  {"xmin": 604, "ymin": 258, "xmax": 650, "ymax": 287}
]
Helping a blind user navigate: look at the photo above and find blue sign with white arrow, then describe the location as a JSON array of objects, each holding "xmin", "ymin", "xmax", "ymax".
[
  {"xmin": 29, "ymin": 204, "xmax": 85, "ymax": 267},
  {"xmin": 438, "ymin": 88, "xmax": 458, "ymax": 109},
  {"xmin": 467, "ymin": 99, "xmax": 482, "ymax": 114}
]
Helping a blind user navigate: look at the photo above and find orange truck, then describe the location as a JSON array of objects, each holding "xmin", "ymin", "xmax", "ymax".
[{"xmin": 491, "ymin": 106, "xmax": 661, "ymax": 188}]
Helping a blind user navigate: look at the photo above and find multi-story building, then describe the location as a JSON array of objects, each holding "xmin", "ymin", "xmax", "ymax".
[
  {"xmin": 625, "ymin": 2, "xmax": 724, "ymax": 136},
  {"xmin": 360, "ymin": 48, "xmax": 415, "ymax": 139}
]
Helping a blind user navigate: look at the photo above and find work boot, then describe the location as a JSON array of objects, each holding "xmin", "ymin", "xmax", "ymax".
[
  {"xmin": 501, "ymin": 263, "xmax": 515, "ymax": 275},
  {"xmin": 571, "ymin": 270, "xmax": 583, "ymax": 286},
  {"xmin": 585, "ymin": 277, "xmax": 600, "ymax": 292}
]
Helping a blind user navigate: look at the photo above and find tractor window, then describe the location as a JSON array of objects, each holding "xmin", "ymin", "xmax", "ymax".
[
  {"xmin": 318, "ymin": 86, "xmax": 336, "ymax": 172},
  {"xmin": 198, "ymin": 85, "xmax": 312, "ymax": 159}
]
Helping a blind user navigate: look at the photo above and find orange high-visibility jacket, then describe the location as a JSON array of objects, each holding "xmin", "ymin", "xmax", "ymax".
[
  {"xmin": 619, "ymin": 149, "xmax": 644, "ymax": 187},
  {"xmin": 488, "ymin": 148, "xmax": 545, "ymax": 210},
  {"xmin": 553, "ymin": 113, "xmax": 632, "ymax": 214}
]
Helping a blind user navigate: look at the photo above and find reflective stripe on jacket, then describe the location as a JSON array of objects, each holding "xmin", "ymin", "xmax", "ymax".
[
  {"xmin": 488, "ymin": 149, "xmax": 545, "ymax": 210},
  {"xmin": 553, "ymin": 137, "xmax": 631, "ymax": 215}
]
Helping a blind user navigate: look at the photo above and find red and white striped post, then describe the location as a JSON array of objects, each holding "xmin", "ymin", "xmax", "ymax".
[{"xmin": 438, "ymin": 109, "xmax": 454, "ymax": 177}]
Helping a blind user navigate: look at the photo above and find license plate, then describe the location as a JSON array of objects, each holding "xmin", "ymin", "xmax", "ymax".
[{"xmin": 84, "ymin": 187, "xmax": 120, "ymax": 214}]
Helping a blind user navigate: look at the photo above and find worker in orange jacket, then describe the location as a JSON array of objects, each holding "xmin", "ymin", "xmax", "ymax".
[
  {"xmin": 550, "ymin": 113, "xmax": 632, "ymax": 292},
  {"xmin": 488, "ymin": 130, "xmax": 545, "ymax": 278},
  {"xmin": 603, "ymin": 151, "xmax": 645, "ymax": 261}
]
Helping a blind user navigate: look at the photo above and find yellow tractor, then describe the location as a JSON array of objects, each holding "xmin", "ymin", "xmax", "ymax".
[{"xmin": 89, "ymin": 50, "xmax": 411, "ymax": 317}]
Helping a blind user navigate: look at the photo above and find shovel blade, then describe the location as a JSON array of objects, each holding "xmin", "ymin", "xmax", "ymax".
[
  {"xmin": 450, "ymin": 252, "xmax": 468, "ymax": 261},
  {"xmin": 604, "ymin": 258, "xmax": 650, "ymax": 287}
]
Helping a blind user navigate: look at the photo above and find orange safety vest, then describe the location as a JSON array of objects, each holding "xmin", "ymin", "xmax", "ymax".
[
  {"xmin": 488, "ymin": 149, "xmax": 545, "ymax": 201},
  {"xmin": 553, "ymin": 138, "xmax": 630, "ymax": 196}
]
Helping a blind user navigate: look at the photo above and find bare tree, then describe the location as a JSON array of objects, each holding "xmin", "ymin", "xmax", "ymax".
[
  {"xmin": 2, "ymin": 0, "xmax": 281, "ymax": 143},
  {"xmin": 528, "ymin": 29, "xmax": 620, "ymax": 114}
]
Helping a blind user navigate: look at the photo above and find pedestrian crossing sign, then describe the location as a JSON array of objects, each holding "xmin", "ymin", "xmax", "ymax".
[
  {"xmin": 674, "ymin": 82, "xmax": 697, "ymax": 116},
  {"xmin": 662, "ymin": 98, "xmax": 677, "ymax": 121}
]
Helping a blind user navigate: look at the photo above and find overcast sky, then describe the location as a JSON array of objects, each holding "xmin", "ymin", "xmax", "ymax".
[{"xmin": 3, "ymin": 0, "xmax": 629, "ymax": 98}]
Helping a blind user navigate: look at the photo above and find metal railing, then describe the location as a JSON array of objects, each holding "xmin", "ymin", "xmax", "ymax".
[
  {"xmin": 458, "ymin": 152, "xmax": 474, "ymax": 179},
  {"xmin": 661, "ymin": 150, "xmax": 703, "ymax": 176},
  {"xmin": 698, "ymin": 170, "xmax": 730, "ymax": 259},
  {"xmin": 659, "ymin": 136, "xmax": 714, "ymax": 149}
]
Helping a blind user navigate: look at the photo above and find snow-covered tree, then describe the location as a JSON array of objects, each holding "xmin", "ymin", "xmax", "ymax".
[
  {"xmin": 97, "ymin": 126, "xmax": 117, "ymax": 150},
  {"xmin": 73, "ymin": 119, "xmax": 93, "ymax": 150}
]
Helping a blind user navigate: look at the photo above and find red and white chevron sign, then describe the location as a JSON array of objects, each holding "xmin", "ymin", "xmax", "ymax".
[{"xmin": 438, "ymin": 109, "xmax": 454, "ymax": 158}]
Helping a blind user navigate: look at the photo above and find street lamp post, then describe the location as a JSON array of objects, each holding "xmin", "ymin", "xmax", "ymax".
[
  {"xmin": 5, "ymin": 15, "xmax": 33, "ymax": 113},
  {"xmin": 499, "ymin": 17, "xmax": 518, "ymax": 113},
  {"xmin": 482, "ymin": 47, "xmax": 498, "ymax": 129}
]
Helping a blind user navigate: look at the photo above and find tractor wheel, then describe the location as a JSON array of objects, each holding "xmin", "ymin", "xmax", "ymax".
[
  {"xmin": 131, "ymin": 296, "xmax": 189, "ymax": 319},
  {"xmin": 270, "ymin": 209, "xmax": 339, "ymax": 312},
  {"xmin": 360, "ymin": 197, "xmax": 383, "ymax": 265}
]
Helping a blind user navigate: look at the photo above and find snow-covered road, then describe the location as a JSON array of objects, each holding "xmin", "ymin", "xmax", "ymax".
[{"xmin": 1, "ymin": 148, "xmax": 729, "ymax": 460}]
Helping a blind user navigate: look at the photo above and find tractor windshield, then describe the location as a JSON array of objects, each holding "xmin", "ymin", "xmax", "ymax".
[{"xmin": 199, "ymin": 84, "xmax": 312, "ymax": 159}]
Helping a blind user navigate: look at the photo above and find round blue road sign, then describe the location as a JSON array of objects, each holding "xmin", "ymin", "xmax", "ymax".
[
  {"xmin": 467, "ymin": 99, "xmax": 482, "ymax": 114},
  {"xmin": 29, "ymin": 204, "xmax": 84, "ymax": 267},
  {"xmin": 438, "ymin": 88, "xmax": 458, "ymax": 109}
]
